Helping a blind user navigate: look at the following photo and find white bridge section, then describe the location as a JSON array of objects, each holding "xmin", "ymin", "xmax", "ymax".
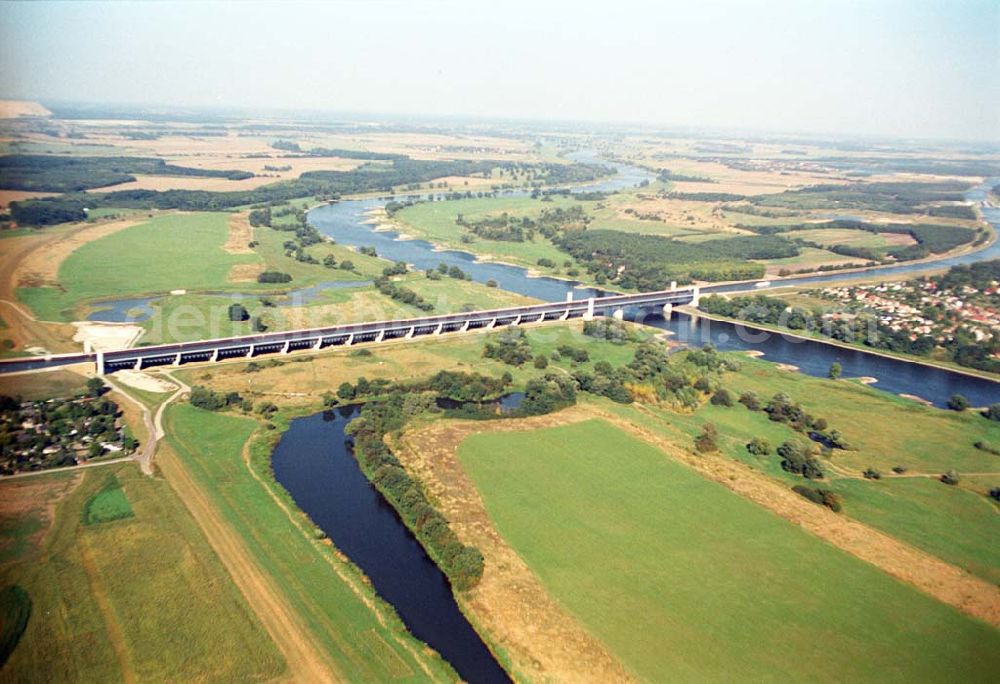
[{"xmin": 0, "ymin": 286, "xmax": 700, "ymax": 376}]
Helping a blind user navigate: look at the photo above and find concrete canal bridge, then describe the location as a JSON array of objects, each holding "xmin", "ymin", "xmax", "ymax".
[{"xmin": 0, "ymin": 286, "xmax": 700, "ymax": 376}]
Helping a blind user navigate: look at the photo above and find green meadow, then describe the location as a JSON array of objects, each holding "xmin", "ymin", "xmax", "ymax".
[
  {"xmin": 0, "ymin": 463, "xmax": 285, "ymax": 682},
  {"xmin": 459, "ymin": 419, "xmax": 1000, "ymax": 682},
  {"xmin": 163, "ymin": 403, "xmax": 455, "ymax": 681}
]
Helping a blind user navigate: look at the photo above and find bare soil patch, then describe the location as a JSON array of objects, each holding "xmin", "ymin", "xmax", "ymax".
[
  {"xmin": 227, "ymin": 263, "xmax": 265, "ymax": 283},
  {"xmin": 0, "ymin": 190, "xmax": 57, "ymax": 209},
  {"xmin": 113, "ymin": 370, "xmax": 176, "ymax": 393},
  {"xmin": 0, "ymin": 471, "xmax": 82, "ymax": 559},
  {"xmin": 394, "ymin": 409, "xmax": 633, "ymax": 683},
  {"xmin": 72, "ymin": 322, "xmax": 144, "ymax": 352},
  {"xmin": 224, "ymin": 213, "xmax": 255, "ymax": 254}
]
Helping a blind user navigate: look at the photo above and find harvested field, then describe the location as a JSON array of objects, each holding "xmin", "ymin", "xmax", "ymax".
[
  {"xmin": 224, "ymin": 212, "xmax": 255, "ymax": 254},
  {"xmin": 0, "ymin": 190, "xmax": 57, "ymax": 209}
]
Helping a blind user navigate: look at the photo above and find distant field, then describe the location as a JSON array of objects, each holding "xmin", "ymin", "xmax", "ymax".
[
  {"xmin": 459, "ymin": 419, "xmax": 1000, "ymax": 682},
  {"xmin": 394, "ymin": 195, "xmax": 586, "ymax": 273},
  {"xmin": 0, "ymin": 369, "xmax": 87, "ymax": 399},
  {"xmin": 0, "ymin": 463, "xmax": 285, "ymax": 681},
  {"xmin": 790, "ymin": 227, "xmax": 916, "ymax": 249},
  {"xmin": 17, "ymin": 212, "xmax": 258, "ymax": 319}
]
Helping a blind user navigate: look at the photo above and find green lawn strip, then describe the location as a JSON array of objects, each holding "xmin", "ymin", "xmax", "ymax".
[
  {"xmin": 0, "ymin": 463, "xmax": 284, "ymax": 681},
  {"xmin": 458, "ymin": 419, "xmax": 1000, "ymax": 682},
  {"xmin": 164, "ymin": 403, "xmax": 455, "ymax": 682},
  {"xmin": 82, "ymin": 474, "xmax": 134, "ymax": 525},
  {"xmin": 724, "ymin": 357, "xmax": 1000, "ymax": 473},
  {"xmin": 828, "ymin": 477, "xmax": 1000, "ymax": 585}
]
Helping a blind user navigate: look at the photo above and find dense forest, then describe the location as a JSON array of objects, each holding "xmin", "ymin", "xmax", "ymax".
[
  {"xmin": 739, "ymin": 218, "xmax": 978, "ymax": 260},
  {"xmin": 751, "ymin": 180, "xmax": 974, "ymax": 214},
  {"xmin": 554, "ymin": 230, "xmax": 797, "ymax": 288},
  {"xmin": 0, "ymin": 154, "xmax": 254, "ymax": 192}
]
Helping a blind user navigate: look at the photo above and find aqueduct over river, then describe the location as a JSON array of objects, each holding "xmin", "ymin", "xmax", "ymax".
[{"xmin": 0, "ymin": 286, "xmax": 701, "ymax": 376}]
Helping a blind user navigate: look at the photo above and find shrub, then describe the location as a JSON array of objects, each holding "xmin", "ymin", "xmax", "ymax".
[
  {"xmin": 989, "ymin": 487, "xmax": 1000, "ymax": 503},
  {"xmin": 533, "ymin": 354, "xmax": 548, "ymax": 369},
  {"xmin": 738, "ymin": 391, "xmax": 761, "ymax": 411},
  {"xmin": 892, "ymin": 465, "xmax": 908, "ymax": 474},
  {"xmin": 228, "ymin": 303, "xmax": 249, "ymax": 321},
  {"xmin": 939, "ymin": 470, "xmax": 960, "ymax": 485},
  {"xmin": 710, "ymin": 388, "xmax": 734, "ymax": 407},
  {"xmin": 983, "ymin": 404, "xmax": 1000, "ymax": 421},
  {"xmin": 947, "ymin": 394, "xmax": 969, "ymax": 411},
  {"xmin": 863, "ymin": 468, "xmax": 881, "ymax": 480},
  {"xmin": 746, "ymin": 437, "xmax": 771, "ymax": 456},
  {"xmin": 792, "ymin": 485, "xmax": 842, "ymax": 512},
  {"xmin": 257, "ymin": 271, "xmax": 292, "ymax": 283},
  {"xmin": 694, "ymin": 423, "xmax": 718, "ymax": 453},
  {"xmin": 778, "ymin": 441, "xmax": 824, "ymax": 479},
  {"xmin": 973, "ymin": 440, "xmax": 1000, "ymax": 455}
]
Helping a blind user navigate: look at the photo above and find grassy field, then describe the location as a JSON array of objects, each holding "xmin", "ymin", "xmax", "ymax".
[
  {"xmin": 162, "ymin": 402, "xmax": 455, "ymax": 681},
  {"xmin": 0, "ymin": 463, "xmax": 286, "ymax": 682},
  {"xmin": 0, "ymin": 369, "xmax": 87, "ymax": 400},
  {"xmin": 176, "ymin": 321, "xmax": 647, "ymax": 406},
  {"xmin": 394, "ymin": 195, "xmax": 589, "ymax": 275},
  {"xmin": 458, "ymin": 419, "xmax": 1000, "ymax": 682},
  {"xmin": 17, "ymin": 213, "xmax": 258, "ymax": 320}
]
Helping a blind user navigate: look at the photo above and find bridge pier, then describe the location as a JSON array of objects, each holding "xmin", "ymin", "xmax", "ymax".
[
  {"xmin": 313, "ymin": 338, "xmax": 323, "ymax": 350},
  {"xmin": 670, "ymin": 280, "xmax": 677, "ymax": 291},
  {"xmin": 535, "ymin": 313, "xmax": 545, "ymax": 324},
  {"xmin": 172, "ymin": 352, "xmax": 182, "ymax": 366},
  {"xmin": 281, "ymin": 341, "xmax": 291, "ymax": 354},
  {"xmin": 375, "ymin": 330, "xmax": 385, "ymax": 343},
  {"xmin": 512, "ymin": 315, "xmax": 521, "ymax": 326},
  {"xmin": 662, "ymin": 303, "xmax": 673, "ymax": 318},
  {"xmin": 489, "ymin": 318, "xmax": 499, "ymax": 328},
  {"xmin": 96, "ymin": 351, "xmax": 105, "ymax": 376},
  {"xmin": 346, "ymin": 333, "xmax": 355, "ymax": 346},
  {"xmin": 246, "ymin": 345, "xmax": 255, "ymax": 358},
  {"xmin": 612, "ymin": 308, "xmax": 624, "ymax": 321},
  {"xmin": 583, "ymin": 297, "xmax": 595, "ymax": 321},
  {"xmin": 211, "ymin": 349, "xmax": 219, "ymax": 362},
  {"xmin": 405, "ymin": 327, "xmax": 414, "ymax": 339},
  {"xmin": 133, "ymin": 358, "xmax": 142, "ymax": 371},
  {"xmin": 559, "ymin": 308, "xmax": 570, "ymax": 321},
  {"xmin": 460, "ymin": 321, "xmax": 470, "ymax": 332},
  {"xmin": 691, "ymin": 285, "xmax": 701, "ymax": 308},
  {"xmin": 433, "ymin": 324, "xmax": 443, "ymax": 335}
]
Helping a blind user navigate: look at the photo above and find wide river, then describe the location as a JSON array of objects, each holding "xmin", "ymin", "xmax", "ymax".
[
  {"xmin": 272, "ymin": 160, "xmax": 1000, "ymax": 683},
  {"xmin": 308, "ymin": 157, "xmax": 1000, "ymax": 408}
]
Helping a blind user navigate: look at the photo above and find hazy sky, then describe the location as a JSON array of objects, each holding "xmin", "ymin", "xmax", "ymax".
[{"xmin": 1, "ymin": 0, "xmax": 997, "ymax": 140}]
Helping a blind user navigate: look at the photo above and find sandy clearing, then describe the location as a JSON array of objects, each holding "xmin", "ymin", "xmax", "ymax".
[
  {"xmin": 224, "ymin": 212, "xmax": 255, "ymax": 254},
  {"xmin": 112, "ymin": 370, "xmax": 176, "ymax": 393},
  {"xmin": 0, "ymin": 190, "xmax": 58, "ymax": 209},
  {"xmin": 393, "ymin": 410, "xmax": 634, "ymax": 683},
  {"xmin": 72, "ymin": 322, "xmax": 144, "ymax": 352}
]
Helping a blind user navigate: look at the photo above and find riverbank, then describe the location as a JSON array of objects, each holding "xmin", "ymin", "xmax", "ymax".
[{"xmin": 680, "ymin": 305, "xmax": 1000, "ymax": 386}]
